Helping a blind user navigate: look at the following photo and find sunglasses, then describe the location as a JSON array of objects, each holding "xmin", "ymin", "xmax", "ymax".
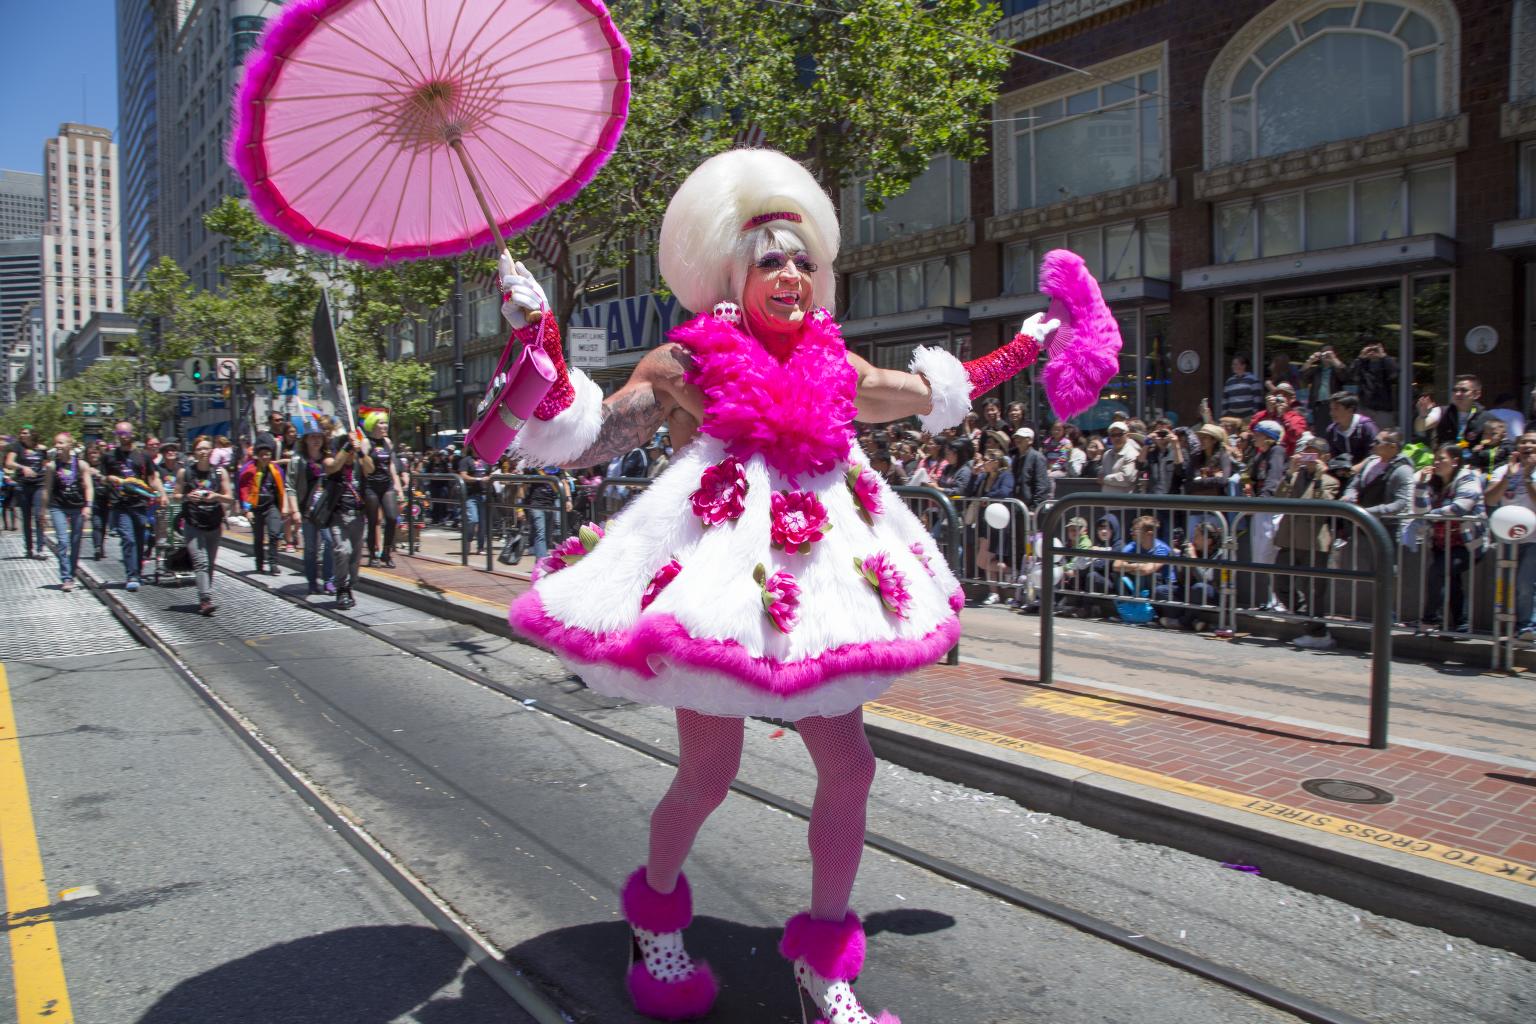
[{"xmin": 755, "ymin": 251, "xmax": 817, "ymax": 274}]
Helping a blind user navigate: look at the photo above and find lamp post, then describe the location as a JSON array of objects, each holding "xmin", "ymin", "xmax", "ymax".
[{"xmin": 451, "ymin": 260, "xmax": 466, "ymax": 430}]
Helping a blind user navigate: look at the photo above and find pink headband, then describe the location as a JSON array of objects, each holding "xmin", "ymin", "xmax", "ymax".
[{"xmin": 742, "ymin": 211, "xmax": 802, "ymax": 231}]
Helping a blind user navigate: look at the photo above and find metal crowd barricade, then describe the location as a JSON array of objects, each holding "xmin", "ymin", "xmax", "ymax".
[
  {"xmin": 938, "ymin": 495, "xmax": 1034, "ymax": 603},
  {"xmin": 890, "ymin": 485, "xmax": 964, "ymax": 664},
  {"xmin": 403, "ymin": 472, "xmax": 469, "ymax": 565},
  {"xmin": 1039, "ymin": 494, "xmax": 1397, "ymax": 749}
]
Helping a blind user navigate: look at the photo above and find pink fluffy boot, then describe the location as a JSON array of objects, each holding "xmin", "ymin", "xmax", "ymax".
[
  {"xmin": 621, "ymin": 867, "xmax": 719, "ymax": 1020},
  {"xmin": 780, "ymin": 912, "xmax": 900, "ymax": 1024}
]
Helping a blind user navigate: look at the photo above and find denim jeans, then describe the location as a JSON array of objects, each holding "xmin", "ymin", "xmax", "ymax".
[
  {"xmin": 18, "ymin": 486, "xmax": 44, "ymax": 554},
  {"xmin": 48, "ymin": 506, "xmax": 83, "ymax": 583},
  {"xmin": 528, "ymin": 508, "xmax": 551, "ymax": 559},
  {"xmin": 327, "ymin": 509, "xmax": 365, "ymax": 593},
  {"xmin": 91, "ymin": 503, "xmax": 110, "ymax": 555},
  {"xmin": 185, "ymin": 524, "xmax": 221, "ymax": 602},
  {"xmin": 112, "ymin": 507, "xmax": 153, "ymax": 581},
  {"xmin": 1516, "ymin": 542, "xmax": 1536, "ymax": 632},
  {"xmin": 302, "ymin": 519, "xmax": 335, "ymax": 587},
  {"xmin": 464, "ymin": 495, "xmax": 488, "ymax": 551},
  {"xmin": 252, "ymin": 503, "xmax": 283, "ymax": 569}
]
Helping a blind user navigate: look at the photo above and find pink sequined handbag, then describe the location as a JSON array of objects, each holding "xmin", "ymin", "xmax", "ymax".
[{"xmin": 466, "ymin": 339, "xmax": 557, "ymax": 462}]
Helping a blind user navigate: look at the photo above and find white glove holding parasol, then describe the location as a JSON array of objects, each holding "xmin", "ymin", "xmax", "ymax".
[
  {"xmin": 499, "ymin": 252, "xmax": 549, "ymax": 329},
  {"xmin": 1017, "ymin": 311, "xmax": 1062, "ymax": 344}
]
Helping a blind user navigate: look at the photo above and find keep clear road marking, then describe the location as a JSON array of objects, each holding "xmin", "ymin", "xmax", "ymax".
[
  {"xmin": 864, "ymin": 702, "xmax": 1536, "ymax": 891},
  {"xmin": 0, "ymin": 663, "xmax": 75, "ymax": 1022}
]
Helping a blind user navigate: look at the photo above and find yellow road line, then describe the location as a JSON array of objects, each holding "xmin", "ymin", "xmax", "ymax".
[
  {"xmin": 0, "ymin": 664, "xmax": 75, "ymax": 1022},
  {"xmin": 865, "ymin": 702, "xmax": 1536, "ymax": 891}
]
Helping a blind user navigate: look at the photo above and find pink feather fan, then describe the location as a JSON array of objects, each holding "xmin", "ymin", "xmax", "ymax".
[{"xmin": 1037, "ymin": 249, "xmax": 1123, "ymax": 420}]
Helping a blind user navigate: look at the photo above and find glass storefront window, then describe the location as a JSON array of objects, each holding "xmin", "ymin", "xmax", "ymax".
[
  {"xmin": 874, "ymin": 268, "xmax": 897, "ymax": 314},
  {"xmin": 898, "ymin": 264, "xmax": 924, "ymax": 313},
  {"xmin": 1217, "ymin": 203, "xmax": 1256, "ymax": 263},
  {"xmin": 1408, "ymin": 164, "xmax": 1452, "ymax": 236},
  {"xmin": 1104, "ymin": 222, "xmax": 1141, "ymax": 280},
  {"xmin": 1523, "ymin": 142, "xmax": 1536, "ymax": 219},
  {"xmin": 1144, "ymin": 218, "xmax": 1170, "ymax": 280},
  {"xmin": 1411, "ymin": 275, "xmax": 1452, "ymax": 406},
  {"xmin": 1143, "ymin": 311, "xmax": 1173, "ymax": 422},
  {"xmin": 1260, "ymin": 193, "xmax": 1302, "ymax": 257},
  {"xmin": 1220, "ymin": 298, "xmax": 1256, "ymax": 412},
  {"xmin": 953, "ymin": 253, "xmax": 971, "ymax": 306},
  {"xmin": 1305, "ymin": 185, "xmax": 1351, "ymax": 249},
  {"xmin": 1357, "ymin": 174, "xmax": 1405, "ymax": 242},
  {"xmin": 1003, "ymin": 241, "xmax": 1034, "ymax": 295},
  {"xmin": 847, "ymin": 155, "xmax": 969, "ymax": 246}
]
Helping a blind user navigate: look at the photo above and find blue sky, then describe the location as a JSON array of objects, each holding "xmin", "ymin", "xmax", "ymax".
[{"xmin": 0, "ymin": 1, "xmax": 119, "ymax": 174}]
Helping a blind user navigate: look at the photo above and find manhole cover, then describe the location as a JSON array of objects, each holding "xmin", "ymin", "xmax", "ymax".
[{"xmin": 1300, "ymin": 778, "xmax": 1395, "ymax": 805}]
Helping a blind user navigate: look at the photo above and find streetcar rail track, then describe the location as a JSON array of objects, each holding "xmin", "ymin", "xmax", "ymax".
[{"xmin": 161, "ymin": 560, "xmax": 1374, "ymax": 1024}]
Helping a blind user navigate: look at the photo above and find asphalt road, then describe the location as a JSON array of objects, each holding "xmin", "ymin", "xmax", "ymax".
[{"xmin": 2, "ymin": 533, "xmax": 1532, "ymax": 1023}]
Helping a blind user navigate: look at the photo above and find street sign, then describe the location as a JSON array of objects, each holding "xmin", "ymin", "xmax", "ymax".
[
  {"xmin": 216, "ymin": 356, "xmax": 241, "ymax": 381},
  {"xmin": 147, "ymin": 372, "xmax": 174, "ymax": 393},
  {"xmin": 569, "ymin": 327, "xmax": 608, "ymax": 369},
  {"xmin": 178, "ymin": 396, "xmax": 194, "ymax": 417},
  {"xmin": 276, "ymin": 374, "xmax": 299, "ymax": 396},
  {"xmin": 100, "ymin": 403, "xmax": 116, "ymax": 418},
  {"xmin": 81, "ymin": 402, "xmax": 97, "ymax": 416}
]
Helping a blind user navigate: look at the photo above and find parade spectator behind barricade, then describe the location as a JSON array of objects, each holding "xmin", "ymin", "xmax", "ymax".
[
  {"xmin": 892, "ymin": 440, "xmax": 919, "ymax": 480},
  {"xmin": 1113, "ymin": 515, "xmax": 1177, "ymax": 626},
  {"xmin": 1266, "ymin": 351, "xmax": 1302, "ymax": 396},
  {"xmin": 1343, "ymin": 429, "xmax": 1415, "ymax": 523},
  {"xmin": 457, "ymin": 447, "xmax": 493, "ymax": 555},
  {"xmin": 1348, "ymin": 340, "xmax": 1399, "ymax": 428},
  {"xmin": 1186, "ymin": 423, "xmax": 1235, "ymax": 497},
  {"xmin": 1323, "ymin": 391, "xmax": 1378, "ymax": 477},
  {"xmin": 1301, "ymin": 344, "xmax": 1348, "ymax": 428},
  {"xmin": 1245, "ymin": 420, "xmax": 1289, "ymax": 591},
  {"xmin": 908, "ymin": 439, "xmax": 944, "ymax": 487},
  {"xmin": 1223, "ymin": 354, "xmax": 1264, "ymax": 419},
  {"xmin": 573, "ymin": 463, "xmax": 604, "ymax": 523},
  {"xmin": 239, "ymin": 442, "xmax": 287, "ymax": 576},
  {"xmin": 85, "ymin": 445, "xmax": 110, "ymax": 560},
  {"xmin": 1081, "ymin": 434, "xmax": 1105, "ymax": 479},
  {"xmin": 1414, "ymin": 443, "xmax": 1487, "ymax": 633},
  {"xmin": 973, "ymin": 447, "xmax": 1016, "ymax": 606},
  {"xmin": 1144, "ymin": 421, "xmax": 1185, "ymax": 498},
  {"xmin": 4, "ymin": 426, "xmax": 49, "ymax": 559},
  {"xmin": 41, "ymin": 432, "xmax": 92, "ymax": 592},
  {"xmin": 645, "ymin": 429, "xmax": 671, "ymax": 479},
  {"xmin": 101, "ymin": 421, "xmax": 164, "ymax": 591},
  {"xmin": 932, "ymin": 438, "xmax": 978, "ymax": 541},
  {"xmin": 286, "ymin": 428, "xmax": 335, "ymax": 596},
  {"xmin": 1010, "ymin": 428, "xmax": 1050, "ymax": 510},
  {"xmin": 1079, "ymin": 514, "xmax": 1124, "ymax": 615},
  {"xmin": 1468, "ymin": 418, "xmax": 1512, "ymax": 476},
  {"xmin": 1251, "ymin": 385, "xmax": 1308, "ymax": 455},
  {"xmin": 1485, "ymin": 431, "xmax": 1536, "ymax": 640},
  {"xmin": 869, "ymin": 446, "xmax": 907, "ymax": 487},
  {"xmin": 980, "ymin": 398, "xmax": 1006, "ymax": 436},
  {"xmin": 1041, "ymin": 421, "xmax": 1085, "ymax": 478},
  {"xmin": 1049, "ymin": 516, "xmax": 1096, "ymax": 616},
  {"xmin": 1005, "ymin": 401, "xmax": 1027, "ymax": 432},
  {"xmin": 1485, "ymin": 393, "xmax": 1526, "ymax": 440},
  {"xmin": 1098, "ymin": 422, "xmax": 1141, "ymax": 494},
  {"xmin": 962, "ymin": 410, "xmax": 984, "ymax": 447},
  {"xmin": 1174, "ymin": 517, "xmax": 1225, "ymax": 632},
  {"xmin": 177, "ymin": 437, "xmax": 235, "ymax": 616},
  {"xmin": 518, "ymin": 461, "xmax": 571, "ymax": 561},
  {"xmin": 1273, "ymin": 436, "xmax": 1340, "ymax": 627},
  {"xmin": 1414, "ymin": 374, "xmax": 1489, "ymax": 448}
]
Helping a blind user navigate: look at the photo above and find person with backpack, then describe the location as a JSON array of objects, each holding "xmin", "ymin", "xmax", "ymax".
[
  {"xmin": 322, "ymin": 428, "xmax": 371, "ymax": 610},
  {"xmin": 286, "ymin": 428, "xmax": 336, "ymax": 596},
  {"xmin": 4, "ymin": 426, "xmax": 50, "ymax": 559},
  {"xmin": 176, "ymin": 438, "xmax": 235, "ymax": 615},
  {"xmin": 100, "ymin": 420, "xmax": 165, "ymax": 592},
  {"xmin": 41, "ymin": 432, "xmax": 93, "ymax": 591},
  {"xmin": 239, "ymin": 442, "xmax": 288, "ymax": 576}
]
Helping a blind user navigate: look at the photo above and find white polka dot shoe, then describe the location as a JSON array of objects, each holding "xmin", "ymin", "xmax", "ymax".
[
  {"xmin": 620, "ymin": 867, "xmax": 718, "ymax": 1020},
  {"xmin": 780, "ymin": 911, "xmax": 900, "ymax": 1024}
]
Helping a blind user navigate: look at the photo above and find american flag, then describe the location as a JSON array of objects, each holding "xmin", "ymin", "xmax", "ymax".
[{"xmin": 733, "ymin": 123, "xmax": 767, "ymax": 148}]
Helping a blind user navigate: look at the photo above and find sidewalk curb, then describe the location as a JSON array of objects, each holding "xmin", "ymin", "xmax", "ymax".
[{"xmin": 225, "ymin": 535, "xmax": 1536, "ymax": 957}]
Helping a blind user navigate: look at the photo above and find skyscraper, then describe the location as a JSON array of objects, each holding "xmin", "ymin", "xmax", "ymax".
[
  {"xmin": 0, "ymin": 171, "xmax": 46, "ymax": 240},
  {"xmin": 40, "ymin": 123, "xmax": 123, "ymax": 393},
  {"xmin": 0, "ymin": 240, "xmax": 42, "ymax": 405},
  {"xmin": 117, "ymin": 0, "xmax": 160, "ymax": 289}
]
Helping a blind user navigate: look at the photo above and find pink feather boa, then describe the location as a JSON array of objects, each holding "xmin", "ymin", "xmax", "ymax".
[
  {"xmin": 1037, "ymin": 249, "xmax": 1123, "ymax": 421},
  {"xmin": 674, "ymin": 309, "xmax": 858, "ymax": 485}
]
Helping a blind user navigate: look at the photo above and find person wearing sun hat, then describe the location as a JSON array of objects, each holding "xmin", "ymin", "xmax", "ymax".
[
  {"xmin": 491, "ymin": 148, "xmax": 1123, "ymax": 1022},
  {"xmin": 1187, "ymin": 421, "xmax": 1235, "ymax": 496}
]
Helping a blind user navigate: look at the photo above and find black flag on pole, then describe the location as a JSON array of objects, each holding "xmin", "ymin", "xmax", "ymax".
[{"xmin": 311, "ymin": 291, "xmax": 355, "ymax": 435}]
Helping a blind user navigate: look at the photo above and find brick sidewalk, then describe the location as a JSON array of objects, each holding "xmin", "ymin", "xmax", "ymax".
[{"xmin": 235, "ymin": 530, "xmax": 1536, "ymax": 891}]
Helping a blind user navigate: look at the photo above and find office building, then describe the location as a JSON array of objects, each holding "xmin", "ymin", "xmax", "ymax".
[
  {"xmin": 118, "ymin": 0, "xmax": 161, "ymax": 288},
  {"xmin": 0, "ymin": 170, "xmax": 46, "ymax": 240}
]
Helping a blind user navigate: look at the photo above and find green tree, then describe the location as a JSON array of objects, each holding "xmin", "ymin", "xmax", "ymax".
[
  {"xmin": 0, "ymin": 359, "xmax": 169, "ymax": 441},
  {"xmin": 526, "ymin": 0, "xmax": 1008, "ymax": 314}
]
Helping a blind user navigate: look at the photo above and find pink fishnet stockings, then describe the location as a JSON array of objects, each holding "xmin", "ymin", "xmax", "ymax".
[{"xmin": 644, "ymin": 708, "xmax": 876, "ymax": 923}]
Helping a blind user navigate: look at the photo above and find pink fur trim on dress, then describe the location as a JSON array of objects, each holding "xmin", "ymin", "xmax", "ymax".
[
  {"xmin": 622, "ymin": 867, "xmax": 693, "ymax": 932},
  {"xmin": 627, "ymin": 959, "xmax": 718, "ymax": 1021},
  {"xmin": 509, "ymin": 589, "xmax": 963, "ymax": 697},
  {"xmin": 675, "ymin": 309, "xmax": 858, "ymax": 484},
  {"xmin": 228, "ymin": 0, "xmax": 631, "ymax": 264},
  {"xmin": 780, "ymin": 912, "xmax": 865, "ymax": 980},
  {"xmin": 1036, "ymin": 249, "xmax": 1122, "ymax": 420}
]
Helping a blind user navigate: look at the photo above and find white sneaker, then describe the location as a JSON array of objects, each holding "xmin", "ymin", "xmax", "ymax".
[
  {"xmin": 983, "ymin": 593, "xmax": 1000, "ymax": 606},
  {"xmin": 1293, "ymin": 632, "xmax": 1336, "ymax": 650}
]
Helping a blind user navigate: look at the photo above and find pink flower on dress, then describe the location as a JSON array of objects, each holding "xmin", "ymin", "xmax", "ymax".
[
  {"xmin": 753, "ymin": 563, "xmax": 800, "ymax": 634},
  {"xmin": 532, "ymin": 523, "xmax": 604, "ymax": 579},
  {"xmin": 770, "ymin": 490, "xmax": 830, "ymax": 553},
  {"xmin": 910, "ymin": 541, "xmax": 936, "ymax": 578},
  {"xmin": 855, "ymin": 552, "xmax": 911, "ymax": 618},
  {"xmin": 691, "ymin": 457, "xmax": 749, "ymax": 526},
  {"xmin": 640, "ymin": 558, "xmax": 683, "ymax": 610},
  {"xmin": 846, "ymin": 465, "xmax": 883, "ymax": 523}
]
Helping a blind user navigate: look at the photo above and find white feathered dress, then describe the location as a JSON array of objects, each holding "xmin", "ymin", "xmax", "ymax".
[{"xmin": 508, "ymin": 308, "xmax": 962, "ymax": 721}]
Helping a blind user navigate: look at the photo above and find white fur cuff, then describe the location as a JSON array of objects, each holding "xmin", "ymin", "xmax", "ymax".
[
  {"xmin": 512, "ymin": 368, "xmax": 604, "ymax": 468},
  {"xmin": 909, "ymin": 346, "xmax": 970, "ymax": 433}
]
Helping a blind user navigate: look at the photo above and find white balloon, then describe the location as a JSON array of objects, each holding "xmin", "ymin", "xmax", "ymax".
[
  {"xmin": 1490, "ymin": 504, "xmax": 1536, "ymax": 543},
  {"xmin": 984, "ymin": 502, "xmax": 1012, "ymax": 531}
]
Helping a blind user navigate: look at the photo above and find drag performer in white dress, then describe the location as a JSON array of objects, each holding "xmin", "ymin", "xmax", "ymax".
[{"xmin": 494, "ymin": 149, "xmax": 1119, "ymax": 1022}]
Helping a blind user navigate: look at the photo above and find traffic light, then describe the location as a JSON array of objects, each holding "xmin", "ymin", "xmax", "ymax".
[
  {"xmin": 190, "ymin": 359, "xmax": 204, "ymax": 383},
  {"xmin": 181, "ymin": 357, "xmax": 206, "ymax": 385},
  {"xmin": 64, "ymin": 402, "xmax": 77, "ymax": 416}
]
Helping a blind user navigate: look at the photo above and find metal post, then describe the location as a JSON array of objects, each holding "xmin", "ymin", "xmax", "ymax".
[
  {"xmin": 1040, "ymin": 525, "xmax": 1056, "ymax": 686},
  {"xmin": 457, "ymin": 474, "xmax": 469, "ymax": 567},
  {"xmin": 452, "ymin": 262, "xmax": 466, "ymax": 430}
]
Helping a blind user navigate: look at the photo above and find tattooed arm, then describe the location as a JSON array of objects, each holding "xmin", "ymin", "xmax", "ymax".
[
  {"xmin": 847, "ymin": 351, "xmax": 936, "ymax": 424},
  {"xmin": 557, "ymin": 343, "xmax": 701, "ymax": 469}
]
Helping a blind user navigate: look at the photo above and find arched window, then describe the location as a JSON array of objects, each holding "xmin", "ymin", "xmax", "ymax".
[{"xmin": 1213, "ymin": 2, "xmax": 1455, "ymax": 165}]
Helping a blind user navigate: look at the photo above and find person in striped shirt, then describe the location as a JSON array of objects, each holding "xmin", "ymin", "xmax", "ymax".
[{"xmin": 1223, "ymin": 354, "xmax": 1264, "ymax": 418}]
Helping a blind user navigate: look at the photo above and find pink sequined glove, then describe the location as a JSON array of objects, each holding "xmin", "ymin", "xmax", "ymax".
[{"xmin": 963, "ymin": 312, "xmax": 1060, "ymax": 399}]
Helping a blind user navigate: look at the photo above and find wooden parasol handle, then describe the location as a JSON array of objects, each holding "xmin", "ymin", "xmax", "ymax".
[{"xmin": 447, "ymin": 135, "xmax": 541, "ymax": 326}]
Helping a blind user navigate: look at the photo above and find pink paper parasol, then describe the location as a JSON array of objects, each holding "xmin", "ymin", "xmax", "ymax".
[{"xmin": 231, "ymin": 0, "xmax": 630, "ymax": 264}]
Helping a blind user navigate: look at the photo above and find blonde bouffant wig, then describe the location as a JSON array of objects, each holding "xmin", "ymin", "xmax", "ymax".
[{"xmin": 658, "ymin": 149, "xmax": 839, "ymax": 317}]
